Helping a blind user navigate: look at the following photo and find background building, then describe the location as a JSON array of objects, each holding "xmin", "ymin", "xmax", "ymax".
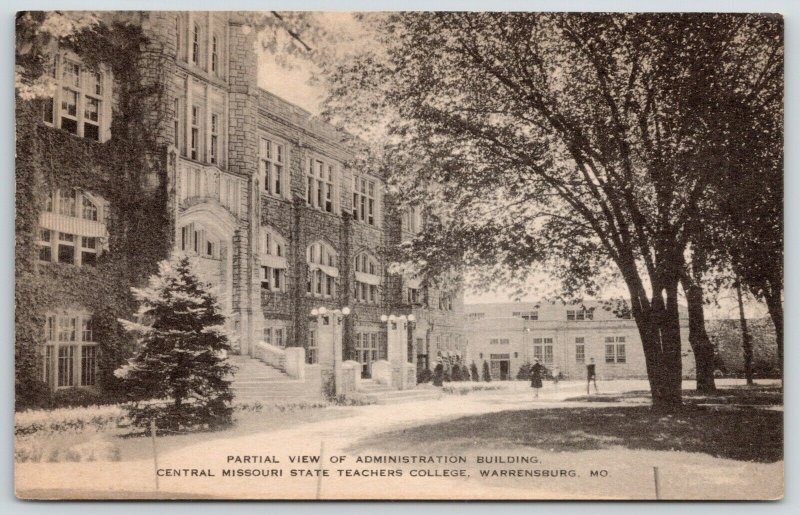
[{"xmin": 465, "ymin": 301, "xmax": 692, "ymax": 380}]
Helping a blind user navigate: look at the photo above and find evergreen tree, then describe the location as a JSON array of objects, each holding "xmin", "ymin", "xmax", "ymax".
[
  {"xmin": 482, "ymin": 360, "xmax": 492, "ymax": 382},
  {"xmin": 470, "ymin": 361, "xmax": 480, "ymax": 382},
  {"xmin": 516, "ymin": 362, "xmax": 532, "ymax": 381},
  {"xmin": 116, "ymin": 255, "xmax": 235, "ymax": 431}
]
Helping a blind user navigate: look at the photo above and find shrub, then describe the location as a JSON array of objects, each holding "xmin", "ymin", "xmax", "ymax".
[
  {"xmin": 482, "ymin": 360, "xmax": 492, "ymax": 382},
  {"xmin": 470, "ymin": 362, "xmax": 480, "ymax": 382},
  {"xmin": 15, "ymin": 404, "xmax": 127, "ymax": 436},
  {"xmin": 417, "ymin": 368, "xmax": 433, "ymax": 384},
  {"xmin": 516, "ymin": 362, "xmax": 532, "ymax": 380},
  {"xmin": 51, "ymin": 387, "xmax": 115, "ymax": 408}
]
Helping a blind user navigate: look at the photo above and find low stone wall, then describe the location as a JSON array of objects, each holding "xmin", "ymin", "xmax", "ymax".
[
  {"xmin": 371, "ymin": 360, "xmax": 392, "ymax": 386},
  {"xmin": 341, "ymin": 360, "xmax": 361, "ymax": 394},
  {"xmin": 254, "ymin": 341, "xmax": 287, "ymax": 371},
  {"xmin": 284, "ymin": 347, "xmax": 306, "ymax": 380}
]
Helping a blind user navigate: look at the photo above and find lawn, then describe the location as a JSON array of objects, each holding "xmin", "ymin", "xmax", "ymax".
[
  {"xmin": 16, "ymin": 402, "xmax": 356, "ymax": 463},
  {"xmin": 348, "ymin": 385, "xmax": 783, "ymax": 463}
]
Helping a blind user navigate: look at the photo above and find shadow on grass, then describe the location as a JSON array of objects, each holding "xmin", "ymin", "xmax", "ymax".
[
  {"xmin": 566, "ymin": 385, "xmax": 784, "ymax": 406},
  {"xmin": 349, "ymin": 389, "xmax": 783, "ymax": 463}
]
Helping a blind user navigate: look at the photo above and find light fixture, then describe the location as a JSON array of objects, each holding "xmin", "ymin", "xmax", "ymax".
[
  {"xmin": 408, "ymin": 314, "xmax": 416, "ymax": 322},
  {"xmin": 342, "ymin": 306, "xmax": 351, "ymax": 315},
  {"xmin": 389, "ymin": 315, "xmax": 397, "ymax": 322},
  {"xmin": 311, "ymin": 308, "xmax": 319, "ymax": 316},
  {"xmin": 398, "ymin": 315, "xmax": 407, "ymax": 322},
  {"xmin": 318, "ymin": 307, "xmax": 327, "ymax": 315},
  {"xmin": 380, "ymin": 314, "xmax": 388, "ymax": 322}
]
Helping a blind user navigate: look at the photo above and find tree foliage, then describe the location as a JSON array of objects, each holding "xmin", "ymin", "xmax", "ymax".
[{"xmin": 324, "ymin": 13, "xmax": 782, "ymax": 408}]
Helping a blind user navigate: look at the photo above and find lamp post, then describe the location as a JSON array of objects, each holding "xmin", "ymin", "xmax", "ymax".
[
  {"xmin": 311, "ymin": 306, "xmax": 351, "ymax": 396},
  {"xmin": 380, "ymin": 313, "xmax": 416, "ymax": 389}
]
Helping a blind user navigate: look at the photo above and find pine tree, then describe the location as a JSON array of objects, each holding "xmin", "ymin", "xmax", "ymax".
[
  {"xmin": 116, "ymin": 255, "xmax": 235, "ymax": 431},
  {"xmin": 516, "ymin": 362, "xmax": 532, "ymax": 380},
  {"xmin": 470, "ymin": 361, "xmax": 480, "ymax": 382}
]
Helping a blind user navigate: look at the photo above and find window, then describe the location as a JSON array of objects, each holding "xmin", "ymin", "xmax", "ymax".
[
  {"xmin": 489, "ymin": 338, "xmax": 510, "ymax": 345},
  {"xmin": 438, "ymin": 293, "xmax": 453, "ymax": 311},
  {"xmin": 355, "ymin": 332, "xmax": 386, "ymax": 377},
  {"xmin": 174, "ymin": 98, "xmax": 184, "ymax": 154},
  {"xmin": 575, "ymin": 337, "xmax": 585, "ymax": 364},
  {"xmin": 605, "ymin": 336, "xmax": 626, "ymax": 363},
  {"xmin": 180, "ymin": 222, "xmax": 219, "ymax": 258},
  {"xmin": 306, "ymin": 157, "xmax": 337, "ymax": 213},
  {"xmin": 192, "ymin": 23, "xmax": 200, "ymax": 65},
  {"xmin": 190, "ymin": 105, "xmax": 200, "ymax": 160},
  {"xmin": 38, "ymin": 229, "xmax": 52, "ymax": 262},
  {"xmin": 40, "ymin": 190, "xmax": 106, "ymax": 267},
  {"xmin": 80, "ymin": 237, "xmax": 98, "ymax": 266},
  {"xmin": 403, "ymin": 206, "xmax": 422, "ymax": 234},
  {"xmin": 43, "ymin": 54, "xmax": 110, "ymax": 141},
  {"xmin": 260, "ymin": 227, "xmax": 288, "ymax": 293},
  {"xmin": 306, "ymin": 329, "xmax": 317, "ymax": 364},
  {"xmin": 176, "ymin": 15, "xmax": 182, "ymax": 57},
  {"xmin": 306, "ymin": 242, "xmax": 338, "ymax": 298},
  {"xmin": 567, "ymin": 307, "xmax": 594, "ymax": 321},
  {"xmin": 210, "ymin": 114, "xmax": 219, "ymax": 164},
  {"xmin": 260, "ymin": 138, "xmax": 286, "ymax": 198},
  {"xmin": 406, "ymin": 288, "xmax": 420, "ymax": 305},
  {"xmin": 353, "ymin": 175, "xmax": 378, "ymax": 225},
  {"xmin": 354, "ymin": 252, "xmax": 380, "ymax": 304},
  {"xmin": 532, "ymin": 337, "xmax": 554, "ymax": 364},
  {"xmin": 263, "ymin": 323, "xmax": 287, "ymax": 348},
  {"xmin": 43, "ymin": 313, "xmax": 96, "ymax": 389},
  {"xmin": 513, "ymin": 310, "xmax": 538, "ymax": 321},
  {"xmin": 81, "ymin": 346, "xmax": 96, "ymax": 386},
  {"xmin": 211, "ymin": 35, "xmax": 218, "ymax": 74},
  {"xmin": 467, "ymin": 313, "xmax": 485, "ymax": 321}
]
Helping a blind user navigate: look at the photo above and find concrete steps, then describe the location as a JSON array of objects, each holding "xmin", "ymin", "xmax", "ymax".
[
  {"xmin": 358, "ymin": 380, "xmax": 442, "ymax": 404},
  {"xmin": 227, "ymin": 355, "xmax": 321, "ymax": 403}
]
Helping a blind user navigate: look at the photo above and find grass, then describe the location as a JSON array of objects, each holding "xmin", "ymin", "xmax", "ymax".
[
  {"xmin": 349, "ymin": 385, "xmax": 783, "ymax": 463},
  {"xmin": 15, "ymin": 399, "xmax": 351, "ymax": 463}
]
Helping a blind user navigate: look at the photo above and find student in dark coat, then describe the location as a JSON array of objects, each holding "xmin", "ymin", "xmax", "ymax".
[{"xmin": 530, "ymin": 359, "xmax": 544, "ymax": 399}]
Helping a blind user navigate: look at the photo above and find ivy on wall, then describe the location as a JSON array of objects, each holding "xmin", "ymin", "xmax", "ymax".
[{"xmin": 15, "ymin": 22, "xmax": 174, "ymax": 409}]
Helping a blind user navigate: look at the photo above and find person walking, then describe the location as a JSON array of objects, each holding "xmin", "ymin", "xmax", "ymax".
[
  {"xmin": 552, "ymin": 365, "xmax": 560, "ymax": 394},
  {"xmin": 586, "ymin": 357, "xmax": 599, "ymax": 395},
  {"xmin": 530, "ymin": 358, "xmax": 544, "ymax": 399}
]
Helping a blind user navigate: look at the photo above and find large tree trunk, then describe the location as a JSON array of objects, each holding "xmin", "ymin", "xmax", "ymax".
[
  {"xmin": 624, "ymin": 265, "xmax": 684, "ymax": 410},
  {"xmin": 735, "ymin": 279, "xmax": 754, "ymax": 386},
  {"xmin": 680, "ymin": 273, "xmax": 717, "ymax": 392},
  {"xmin": 762, "ymin": 283, "xmax": 783, "ymax": 381}
]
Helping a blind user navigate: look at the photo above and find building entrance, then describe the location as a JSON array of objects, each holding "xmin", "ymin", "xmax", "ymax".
[{"xmin": 490, "ymin": 353, "xmax": 511, "ymax": 380}]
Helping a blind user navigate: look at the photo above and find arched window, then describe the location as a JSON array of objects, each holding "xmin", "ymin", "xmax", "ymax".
[
  {"xmin": 306, "ymin": 241, "xmax": 338, "ymax": 298},
  {"xmin": 354, "ymin": 252, "xmax": 380, "ymax": 304},
  {"xmin": 260, "ymin": 227, "xmax": 288, "ymax": 292},
  {"xmin": 39, "ymin": 189, "xmax": 108, "ymax": 267}
]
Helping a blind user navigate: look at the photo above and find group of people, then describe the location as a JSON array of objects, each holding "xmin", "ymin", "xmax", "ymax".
[{"xmin": 528, "ymin": 358, "xmax": 599, "ymax": 399}]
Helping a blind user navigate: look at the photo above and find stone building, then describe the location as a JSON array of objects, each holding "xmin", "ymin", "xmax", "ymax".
[
  {"xmin": 464, "ymin": 302, "xmax": 693, "ymax": 380},
  {"xmin": 18, "ymin": 11, "xmax": 463, "ymax": 399}
]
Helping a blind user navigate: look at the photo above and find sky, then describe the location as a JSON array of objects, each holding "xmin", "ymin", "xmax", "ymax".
[{"xmin": 255, "ymin": 14, "xmax": 772, "ymax": 320}]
